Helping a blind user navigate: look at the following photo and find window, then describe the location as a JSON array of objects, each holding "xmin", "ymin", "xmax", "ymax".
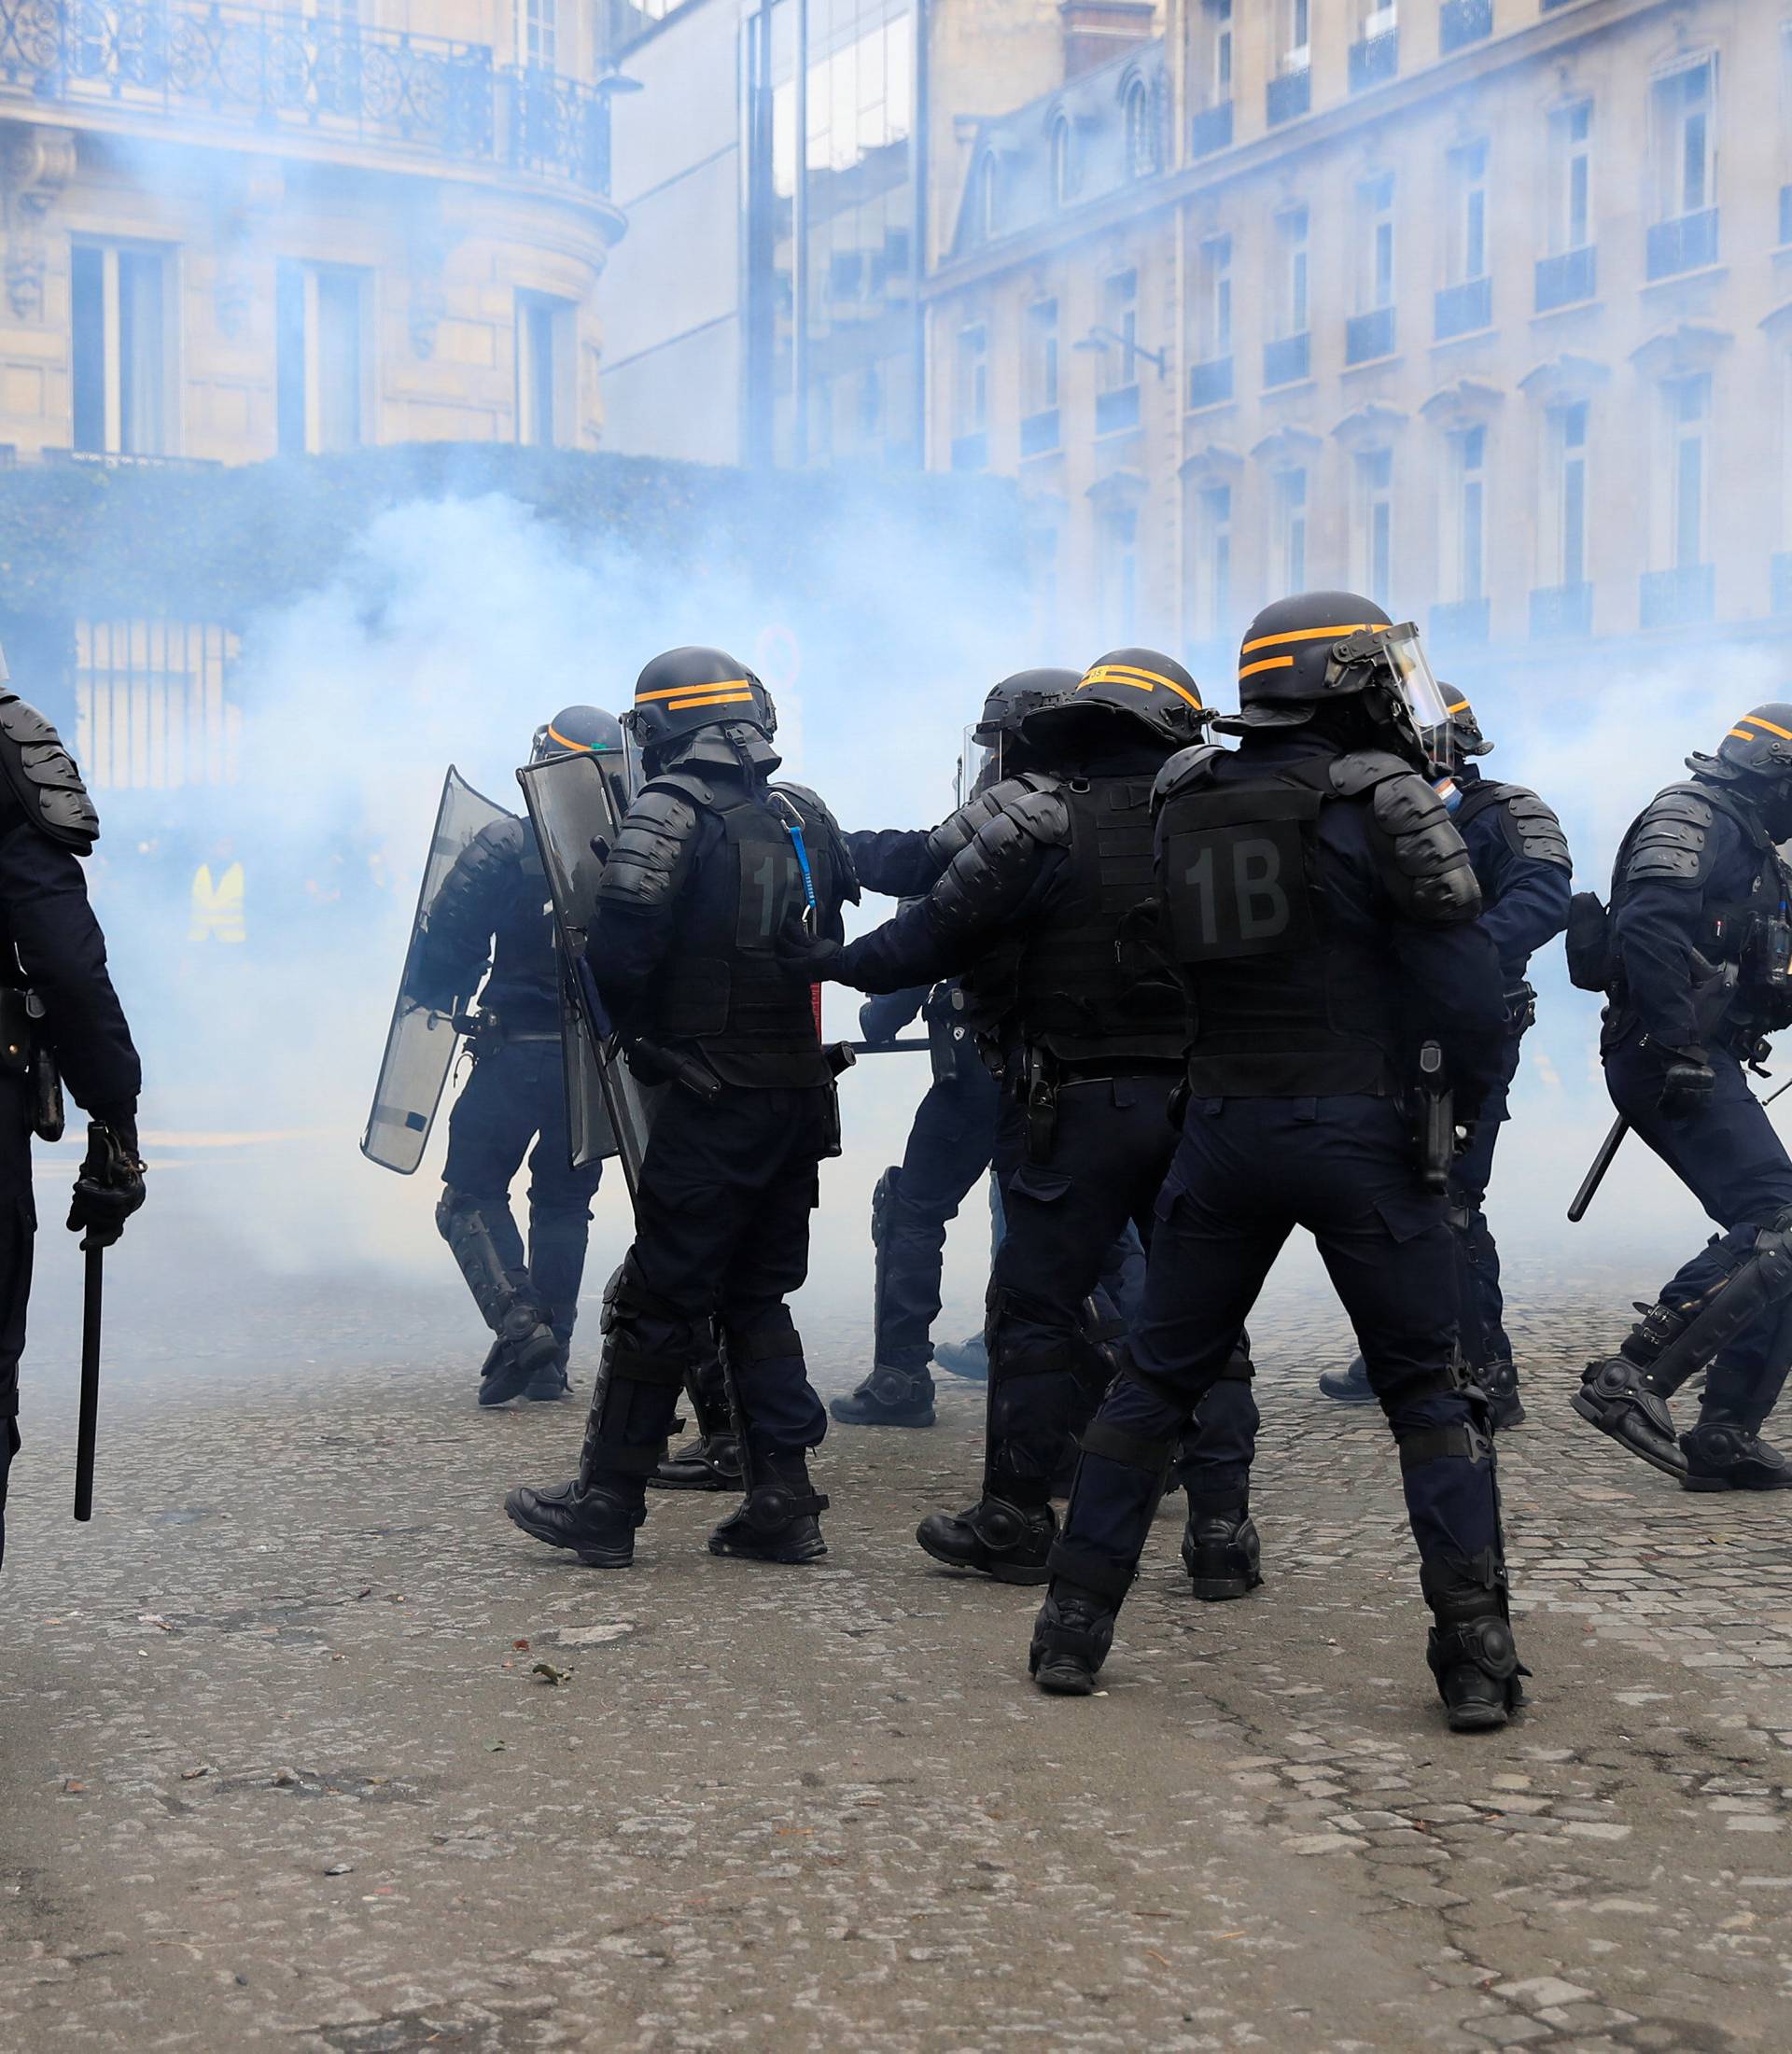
[
  {"xmin": 1024, "ymin": 299, "xmax": 1059, "ymax": 414},
  {"xmin": 1212, "ymin": 0, "xmax": 1234, "ymax": 98},
  {"xmin": 1449, "ymin": 140, "xmax": 1489, "ymax": 283},
  {"xmin": 1198, "ymin": 234, "xmax": 1233, "ymax": 358},
  {"xmin": 1125, "ymin": 78, "xmax": 1156, "ymax": 178},
  {"xmin": 976, "ymin": 153, "xmax": 1001, "ymax": 241},
  {"xmin": 1050, "ymin": 118, "xmax": 1075, "ymax": 209},
  {"xmin": 1554, "ymin": 401, "xmax": 1589, "ymax": 588},
  {"xmin": 516, "ymin": 290, "xmax": 569, "ymax": 446},
  {"xmin": 518, "ymin": 0, "xmax": 555, "ymax": 70},
  {"xmin": 1283, "ymin": 0, "xmax": 1310, "ymax": 70},
  {"xmin": 1274, "ymin": 204, "xmax": 1309, "ymax": 338},
  {"xmin": 1452, "ymin": 426, "xmax": 1487, "ymax": 602},
  {"xmin": 1653, "ymin": 59, "xmax": 1714, "ymax": 221},
  {"xmin": 1355, "ymin": 448, "xmax": 1393, "ymax": 607},
  {"xmin": 1358, "ymin": 173, "xmax": 1395, "ymax": 310},
  {"xmin": 1275, "ymin": 468, "xmax": 1309, "ymax": 591},
  {"xmin": 1197, "ymin": 484, "xmax": 1232, "ymax": 638},
  {"xmin": 1360, "ymin": 1, "xmax": 1397, "ymax": 36},
  {"xmin": 956, "ymin": 323, "xmax": 988, "ymax": 434},
  {"xmin": 1551, "ymin": 101, "xmax": 1592, "ymax": 252},
  {"xmin": 1101, "ymin": 267, "xmax": 1139, "ymax": 389},
  {"xmin": 276, "ymin": 261, "xmax": 365, "ymax": 456},
  {"xmin": 1100, "ymin": 507, "xmax": 1139, "ymax": 637},
  {"xmin": 1666, "ymin": 373, "xmax": 1710, "ymax": 569},
  {"xmin": 71, "ymin": 243, "xmax": 170, "ymax": 456}
]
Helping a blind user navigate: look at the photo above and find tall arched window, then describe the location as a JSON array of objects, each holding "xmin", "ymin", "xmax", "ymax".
[
  {"xmin": 1050, "ymin": 117, "xmax": 1075, "ymax": 208},
  {"xmin": 1125, "ymin": 77, "xmax": 1155, "ymax": 178}
]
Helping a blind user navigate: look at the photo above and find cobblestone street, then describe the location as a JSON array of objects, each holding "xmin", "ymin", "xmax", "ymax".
[{"xmin": 2, "ymin": 1264, "xmax": 1789, "ymax": 2051}]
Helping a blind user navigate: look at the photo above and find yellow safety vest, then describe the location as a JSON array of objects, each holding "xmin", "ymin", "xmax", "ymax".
[{"xmin": 189, "ymin": 860, "xmax": 246, "ymax": 944}]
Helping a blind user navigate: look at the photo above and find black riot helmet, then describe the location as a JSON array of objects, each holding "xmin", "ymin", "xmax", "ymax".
[
  {"xmin": 1441, "ymin": 686, "xmax": 1491, "ymax": 761},
  {"xmin": 1016, "ymin": 648, "xmax": 1208, "ymax": 758},
  {"xmin": 959, "ymin": 666, "xmax": 1080, "ymax": 796},
  {"xmin": 1693, "ymin": 706, "xmax": 1792, "ymax": 839},
  {"xmin": 1222, "ymin": 591, "xmax": 1449, "ymax": 774},
  {"xmin": 530, "ymin": 705, "xmax": 623, "ymax": 764},
  {"xmin": 623, "ymin": 646, "xmax": 780, "ymax": 776}
]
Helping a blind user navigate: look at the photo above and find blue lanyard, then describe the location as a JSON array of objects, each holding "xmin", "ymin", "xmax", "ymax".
[{"xmin": 770, "ymin": 793, "xmax": 818, "ymax": 936}]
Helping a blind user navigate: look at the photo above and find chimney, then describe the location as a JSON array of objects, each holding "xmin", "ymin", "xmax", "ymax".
[{"xmin": 1059, "ymin": 0, "xmax": 1156, "ymax": 80}]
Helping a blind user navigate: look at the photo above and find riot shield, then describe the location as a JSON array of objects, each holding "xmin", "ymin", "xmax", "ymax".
[
  {"xmin": 361, "ymin": 767, "xmax": 513, "ymax": 1174},
  {"xmin": 516, "ymin": 750, "xmax": 663, "ymax": 1195}
]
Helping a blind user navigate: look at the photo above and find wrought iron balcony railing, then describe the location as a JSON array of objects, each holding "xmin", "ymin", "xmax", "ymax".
[{"xmin": 0, "ymin": 0, "xmax": 617, "ymax": 194}]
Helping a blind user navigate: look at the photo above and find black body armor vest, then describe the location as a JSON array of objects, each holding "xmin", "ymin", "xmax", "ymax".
[
  {"xmin": 651, "ymin": 782, "xmax": 833, "ymax": 1087},
  {"xmin": 1157, "ymin": 760, "xmax": 1407, "ymax": 1097},
  {"xmin": 1012, "ymin": 775, "xmax": 1186, "ymax": 1069}
]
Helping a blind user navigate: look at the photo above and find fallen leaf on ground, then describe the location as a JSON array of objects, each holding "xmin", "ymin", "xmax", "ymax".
[
  {"xmin": 179, "ymin": 1767, "xmax": 209, "ymax": 1782},
  {"xmin": 532, "ymin": 1659, "xmax": 573, "ymax": 1686}
]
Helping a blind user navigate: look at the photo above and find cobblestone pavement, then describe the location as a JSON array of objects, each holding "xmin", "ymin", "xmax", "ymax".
[{"xmin": 2, "ymin": 1271, "xmax": 1789, "ymax": 2052}]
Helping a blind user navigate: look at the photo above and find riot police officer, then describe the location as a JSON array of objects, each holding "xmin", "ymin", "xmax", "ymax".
[
  {"xmin": 506, "ymin": 649, "xmax": 855, "ymax": 1568},
  {"xmin": 1028, "ymin": 596, "xmax": 1522, "ymax": 1733},
  {"xmin": 787, "ymin": 650, "xmax": 1261, "ymax": 1594},
  {"xmin": 0, "ymin": 678, "xmax": 145, "ymax": 1569},
  {"xmin": 833, "ymin": 668, "xmax": 1077, "ymax": 1430},
  {"xmin": 1320, "ymin": 690, "xmax": 1572, "ymax": 1425},
  {"xmin": 411, "ymin": 709, "xmax": 621, "ymax": 1407},
  {"xmin": 1574, "ymin": 706, "xmax": 1792, "ymax": 1491}
]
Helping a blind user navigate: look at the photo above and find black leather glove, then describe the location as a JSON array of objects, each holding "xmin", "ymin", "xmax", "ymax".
[
  {"xmin": 1658, "ymin": 1048, "xmax": 1715, "ymax": 1122},
  {"xmin": 775, "ymin": 907, "xmax": 846, "ymax": 983},
  {"xmin": 858, "ymin": 999, "xmax": 895, "ymax": 1049},
  {"xmin": 67, "ymin": 1120, "xmax": 147, "ymax": 1250}
]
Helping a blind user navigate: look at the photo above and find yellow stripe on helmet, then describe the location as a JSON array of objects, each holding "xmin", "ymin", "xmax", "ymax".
[
  {"xmin": 1739, "ymin": 712, "xmax": 1792, "ymax": 742},
  {"xmin": 1239, "ymin": 622, "xmax": 1379, "ymax": 655},
  {"xmin": 637, "ymin": 678, "xmax": 754, "ymax": 703},
  {"xmin": 665, "ymin": 688, "xmax": 756, "ymax": 712},
  {"xmin": 1728, "ymin": 729, "xmax": 1758, "ymax": 742},
  {"xmin": 1445, "ymin": 699, "xmax": 1471, "ymax": 717},
  {"xmin": 545, "ymin": 723, "xmax": 595, "ymax": 752},
  {"xmin": 1080, "ymin": 664, "xmax": 1205, "ymax": 711},
  {"xmin": 1238, "ymin": 654, "xmax": 1296, "ymax": 680}
]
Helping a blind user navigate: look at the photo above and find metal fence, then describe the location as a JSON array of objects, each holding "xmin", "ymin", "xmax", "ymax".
[{"xmin": 75, "ymin": 618, "xmax": 241, "ymax": 791}]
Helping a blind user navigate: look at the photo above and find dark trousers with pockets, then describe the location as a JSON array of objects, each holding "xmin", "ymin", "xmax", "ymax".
[
  {"xmin": 1606, "ymin": 1025, "xmax": 1792, "ymax": 1429},
  {"xmin": 0, "ymin": 1077, "xmax": 35, "ymax": 1572},
  {"xmin": 443, "ymin": 1038, "xmax": 604, "ymax": 1342},
  {"xmin": 1059, "ymin": 1095, "xmax": 1500, "ymax": 1600},
  {"xmin": 877, "ymin": 1062, "xmax": 1001, "ymax": 1368},
  {"xmin": 1449, "ymin": 1027, "xmax": 1523, "ymax": 1375}
]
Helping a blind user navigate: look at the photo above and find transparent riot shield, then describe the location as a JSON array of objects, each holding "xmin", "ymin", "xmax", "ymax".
[
  {"xmin": 515, "ymin": 750, "xmax": 663, "ymax": 1196},
  {"xmin": 361, "ymin": 767, "xmax": 512, "ymax": 1174}
]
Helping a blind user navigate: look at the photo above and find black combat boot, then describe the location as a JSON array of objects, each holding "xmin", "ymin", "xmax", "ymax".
[
  {"xmin": 933, "ymin": 1331, "xmax": 988, "ymax": 1381},
  {"xmin": 1421, "ymin": 1553, "xmax": 1526, "ymax": 1733},
  {"xmin": 1478, "ymin": 1360, "xmax": 1525, "ymax": 1431},
  {"xmin": 1680, "ymin": 1418, "xmax": 1792, "ymax": 1491},
  {"xmin": 708, "ymin": 1451, "xmax": 829, "ymax": 1564},
  {"xmin": 916, "ymin": 1494, "xmax": 1056, "ymax": 1583},
  {"xmin": 1317, "ymin": 1354, "xmax": 1377, "ymax": 1404},
  {"xmin": 1575, "ymin": 1343, "xmax": 1687, "ymax": 1477},
  {"xmin": 505, "ymin": 1414, "xmax": 644, "ymax": 1567},
  {"xmin": 1029, "ymin": 1584, "xmax": 1116, "ymax": 1696},
  {"xmin": 1180, "ymin": 1501, "xmax": 1263, "ymax": 1601},
  {"xmin": 652, "ymin": 1359, "xmax": 744, "ymax": 1490},
  {"xmin": 830, "ymin": 1362, "xmax": 936, "ymax": 1429},
  {"xmin": 525, "ymin": 1342, "xmax": 572, "ymax": 1403},
  {"xmin": 479, "ymin": 1296, "xmax": 563, "ymax": 1407}
]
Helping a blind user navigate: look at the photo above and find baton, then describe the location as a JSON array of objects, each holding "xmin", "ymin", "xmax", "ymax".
[
  {"xmin": 1567, "ymin": 1113, "xmax": 1629, "ymax": 1224},
  {"xmin": 1763, "ymin": 1074, "xmax": 1792, "ymax": 1109},
  {"xmin": 73, "ymin": 1239, "xmax": 102, "ymax": 1521},
  {"xmin": 847, "ymin": 1038, "xmax": 930, "ymax": 1055}
]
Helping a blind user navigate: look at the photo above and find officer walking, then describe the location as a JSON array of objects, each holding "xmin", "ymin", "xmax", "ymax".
[
  {"xmin": 0, "ymin": 677, "xmax": 145, "ymax": 1569},
  {"xmin": 787, "ymin": 651, "xmax": 1262, "ymax": 1597},
  {"xmin": 410, "ymin": 709, "xmax": 621, "ymax": 1407},
  {"xmin": 1027, "ymin": 596, "xmax": 1522, "ymax": 1732},
  {"xmin": 1320, "ymin": 690, "xmax": 1572, "ymax": 1425},
  {"xmin": 506, "ymin": 649, "xmax": 856, "ymax": 1568},
  {"xmin": 1574, "ymin": 706, "xmax": 1792, "ymax": 1491}
]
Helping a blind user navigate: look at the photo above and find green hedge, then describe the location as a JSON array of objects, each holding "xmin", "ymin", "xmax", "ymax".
[{"xmin": 0, "ymin": 444, "xmax": 1026, "ymax": 625}]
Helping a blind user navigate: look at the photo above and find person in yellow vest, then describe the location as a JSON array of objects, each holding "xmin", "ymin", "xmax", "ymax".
[{"xmin": 189, "ymin": 840, "xmax": 245, "ymax": 944}]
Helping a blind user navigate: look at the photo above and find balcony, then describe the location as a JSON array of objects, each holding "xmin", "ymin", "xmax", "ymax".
[
  {"xmin": 1535, "ymin": 245, "xmax": 1596, "ymax": 312},
  {"xmin": 1266, "ymin": 69, "xmax": 1310, "ymax": 127},
  {"xmin": 1345, "ymin": 305, "xmax": 1396, "ymax": 366},
  {"xmin": 950, "ymin": 430, "xmax": 987, "ymax": 472},
  {"xmin": 1640, "ymin": 563, "xmax": 1715, "ymax": 629},
  {"xmin": 1440, "ymin": 0, "xmax": 1493, "ymax": 52},
  {"xmin": 1187, "ymin": 357, "xmax": 1233, "ymax": 410},
  {"xmin": 1435, "ymin": 275, "xmax": 1491, "ymax": 341},
  {"xmin": 1646, "ymin": 208, "xmax": 1719, "ymax": 282},
  {"xmin": 0, "ymin": 0, "xmax": 618, "ymax": 193},
  {"xmin": 1430, "ymin": 597, "xmax": 1490, "ymax": 648},
  {"xmin": 1190, "ymin": 101, "xmax": 1233, "ymax": 159},
  {"xmin": 1096, "ymin": 383, "xmax": 1141, "ymax": 436},
  {"xmin": 1349, "ymin": 31, "xmax": 1398, "ymax": 94},
  {"xmin": 1019, "ymin": 408, "xmax": 1060, "ymax": 458},
  {"xmin": 1263, "ymin": 332, "xmax": 1311, "ymax": 387},
  {"xmin": 1530, "ymin": 581, "xmax": 1592, "ymax": 639},
  {"xmin": 1772, "ymin": 552, "xmax": 1792, "ymax": 617}
]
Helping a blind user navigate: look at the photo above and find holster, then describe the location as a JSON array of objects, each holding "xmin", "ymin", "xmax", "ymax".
[
  {"xmin": 1022, "ymin": 1046, "xmax": 1060, "ymax": 1167},
  {"xmin": 1412, "ymin": 1040, "xmax": 1453, "ymax": 1195}
]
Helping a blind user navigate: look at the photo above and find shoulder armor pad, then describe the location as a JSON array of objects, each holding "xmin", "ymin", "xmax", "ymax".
[
  {"xmin": 772, "ymin": 779, "xmax": 860, "ymax": 904},
  {"xmin": 1329, "ymin": 749, "xmax": 1413, "ymax": 799},
  {"xmin": 0, "ymin": 692, "xmax": 98, "ymax": 852},
  {"xmin": 1151, "ymin": 744, "xmax": 1224, "ymax": 812},
  {"xmin": 1001, "ymin": 782, "xmax": 1072, "ymax": 845},
  {"xmin": 1494, "ymin": 787, "xmax": 1572, "ymax": 871},
  {"xmin": 925, "ymin": 773, "xmax": 1050, "ymax": 870},
  {"xmin": 1367, "ymin": 770, "xmax": 1482, "ymax": 925},
  {"xmin": 646, "ymin": 768, "xmax": 720, "ymax": 812},
  {"xmin": 469, "ymin": 817, "xmax": 527, "ymax": 863},
  {"xmin": 771, "ymin": 780, "xmax": 836, "ymax": 831},
  {"xmin": 932, "ymin": 786, "xmax": 1070, "ymax": 929},
  {"xmin": 595, "ymin": 784, "xmax": 702, "ymax": 911},
  {"xmin": 1625, "ymin": 785, "xmax": 1717, "ymax": 887}
]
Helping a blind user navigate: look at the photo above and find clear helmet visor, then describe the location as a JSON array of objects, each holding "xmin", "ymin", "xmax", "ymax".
[
  {"xmin": 958, "ymin": 724, "xmax": 1001, "ymax": 806},
  {"xmin": 1381, "ymin": 623, "xmax": 1451, "ymax": 737}
]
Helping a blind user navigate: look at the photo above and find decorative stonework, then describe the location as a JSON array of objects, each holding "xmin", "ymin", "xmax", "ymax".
[{"xmin": 0, "ymin": 123, "xmax": 75, "ymax": 322}]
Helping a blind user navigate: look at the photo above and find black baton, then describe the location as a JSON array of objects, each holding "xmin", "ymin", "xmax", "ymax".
[
  {"xmin": 847, "ymin": 1038, "xmax": 930, "ymax": 1055},
  {"xmin": 1568, "ymin": 1113, "xmax": 1629, "ymax": 1223},
  {"xmin": 74, "ymin": 1240, "xmax": 103, "ymax": 1521}
]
